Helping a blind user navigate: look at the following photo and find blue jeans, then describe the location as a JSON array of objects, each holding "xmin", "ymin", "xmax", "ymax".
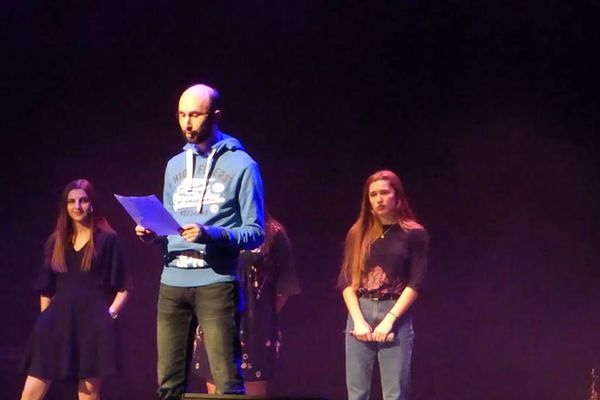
[
  {"xmin": 157, "ymin": 282, "xmax": 244, "ymax": 399},
  {"xmin": 345, "ymin": 298, "xmax": 414, "ymax": 400}
]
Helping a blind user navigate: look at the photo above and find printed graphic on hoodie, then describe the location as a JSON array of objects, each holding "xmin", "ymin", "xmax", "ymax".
[{"xmin": 173, "ymin": 176, "xmax": 225, "ymax": 214}]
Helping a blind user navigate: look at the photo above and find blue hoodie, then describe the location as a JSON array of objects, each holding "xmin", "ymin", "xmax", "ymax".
[{"xmin": 161, "ymin": 133, "xmax": 265, "ymax": 287}]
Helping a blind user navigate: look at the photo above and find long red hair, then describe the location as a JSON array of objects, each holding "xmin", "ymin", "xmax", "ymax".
[
  {"xmin": 47, "ymin": 179, "xmax": 112, "ymax": 272},
  {"xmin": 337, "ymin": 170, "xmax": 422, "ymax": 290}
]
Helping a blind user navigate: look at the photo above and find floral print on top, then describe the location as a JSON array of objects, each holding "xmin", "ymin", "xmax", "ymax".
[{"xmin": 357, "ymin": 224, "xmax": 429, "ymax": 297}]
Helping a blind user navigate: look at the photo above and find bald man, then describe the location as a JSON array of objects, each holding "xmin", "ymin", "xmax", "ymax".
[{"xmin": 136, "ymin": 84, "xmax": 265, "ymax": 398}]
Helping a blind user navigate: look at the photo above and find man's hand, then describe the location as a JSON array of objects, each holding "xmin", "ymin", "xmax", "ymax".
[
  {"xmin": 180, "ymin": 224, "xmax": 204, "ymax": 243},
  {"xmin": 135, "ymin": 224, "xmax": 157, "ymax": 242}
]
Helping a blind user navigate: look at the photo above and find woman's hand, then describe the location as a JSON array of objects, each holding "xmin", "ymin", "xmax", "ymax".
[
  {"xmin": 372, "ymin": 314, "xmax": 396, "ymax": 342},
  {"xmin": 352, "ymin": 319, "xmax": 373, "ymax": 342},
  {"xmin": 109, "ymin": 291, "xmax": 128, "ymax": 320}
]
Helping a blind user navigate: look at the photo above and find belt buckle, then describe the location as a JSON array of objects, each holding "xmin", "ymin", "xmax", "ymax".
[{"xmin": 374, "ymin": 293, "xmax": 391, "ymax": 301}]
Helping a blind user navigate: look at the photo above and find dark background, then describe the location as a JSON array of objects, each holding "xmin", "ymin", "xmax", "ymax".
[{"xmin": 2, "ymin": 1, "xmax": 599, "ymax": 399}]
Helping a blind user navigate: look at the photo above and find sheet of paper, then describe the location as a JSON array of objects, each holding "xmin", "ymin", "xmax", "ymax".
[{"xmin": 114, "ymin": 194, "xmax": 182, "ymax": 236}]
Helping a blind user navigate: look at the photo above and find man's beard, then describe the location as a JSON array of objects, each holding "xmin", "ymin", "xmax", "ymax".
[{"xmin": 182, "ymin": 128, "xmax": 210, "ymax": 144}]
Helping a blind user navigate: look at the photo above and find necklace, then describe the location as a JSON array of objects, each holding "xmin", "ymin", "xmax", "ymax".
[{"xmin": 380, "ymin": 225, "xmax": 395, "ymax": 238}]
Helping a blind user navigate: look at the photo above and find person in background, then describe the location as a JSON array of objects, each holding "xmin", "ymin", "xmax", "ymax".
[
  {"xmin": 338, "ymin": 170, "xmax": 429, "ymax": 400},
  {"xmin": 21, "ymin": 178, "xmax": 131, "ymax": 400},
  {"xmin": 193, "ymin": 211, "xmax": 301, "ymax": 395}
]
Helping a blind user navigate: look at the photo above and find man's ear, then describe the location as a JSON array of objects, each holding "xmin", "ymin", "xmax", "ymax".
[{"xmin": 213, "ymin": 109, "xmax": 222, "ymax": 123}]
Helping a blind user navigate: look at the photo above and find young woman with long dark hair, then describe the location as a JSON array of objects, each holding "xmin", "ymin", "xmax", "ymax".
[
  {"xmin": 338, "ymin": 170, "xmax": 429, "ymax": 400},
  {"xmin": 21, "ymin": 179, "xmax": 131, "ymax": 400}
]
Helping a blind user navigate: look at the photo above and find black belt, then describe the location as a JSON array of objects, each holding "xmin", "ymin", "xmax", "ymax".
[{"xmin": 359, "ymin": 292, "xmax": 399, "ymax": 301}]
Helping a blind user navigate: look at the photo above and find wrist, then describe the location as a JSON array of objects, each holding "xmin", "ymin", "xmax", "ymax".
[
  {"xmin": 352, "ymin": 314, "xmax": 367, "ymax": 324},
  {"xmin": 138, "ymin": 234, "xmax": 151, "ymax": 243},
  {"xmin": 109, "ymin": 306, "xmax": 119, "ymax": 319},
  {"xmin": 196, "ymin": 225, "xmax": 207, "ymax": 243},
  {"xmin": 387, "ymin": 311, "xmax": 399, "ymax": 320}
]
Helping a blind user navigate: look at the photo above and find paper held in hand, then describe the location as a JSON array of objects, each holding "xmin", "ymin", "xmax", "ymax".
[{"xmin": 114, "ymin": 194, "xmax": 182, "ymax": 236}]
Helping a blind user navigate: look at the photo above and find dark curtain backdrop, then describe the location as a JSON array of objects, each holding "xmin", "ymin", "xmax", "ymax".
[{"xmin": 2, "ymin": 2, "xmax": 599, "ymax": 399}]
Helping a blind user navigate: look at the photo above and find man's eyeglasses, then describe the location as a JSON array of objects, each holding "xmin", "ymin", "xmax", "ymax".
[{"xmin": 176, "ymin": 111, "xmax": 210, "ymax": 120}]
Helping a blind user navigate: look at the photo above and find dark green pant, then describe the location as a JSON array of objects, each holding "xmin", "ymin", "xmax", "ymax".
[{"xmin": 156, "ymin": 282, "xmax": 244, "ymax": 399}]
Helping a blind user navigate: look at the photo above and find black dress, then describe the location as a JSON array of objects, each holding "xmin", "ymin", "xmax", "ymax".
[
  {"xmin": 21, "ymin": 230, "xmax": 130, "ymax": 380},
  {"xmin": 193, "ymin": 223, "xmax": 301, "ymax": 382}
]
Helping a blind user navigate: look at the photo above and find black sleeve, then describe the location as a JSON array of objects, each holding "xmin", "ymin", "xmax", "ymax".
[
  {"xmin": 102, "ymin": 231, "xmax": 133, "ymax": 292},
  {"xmin": 406, "ymin": 228, "xmax": 429, "ymax": 291},
  {"xmin": 34, "ymin": 237, "xmax": 56, "ymax": 296},
  {"xmin": 34, "ymin": 265, "xmax": 56, "ymax": 297}
]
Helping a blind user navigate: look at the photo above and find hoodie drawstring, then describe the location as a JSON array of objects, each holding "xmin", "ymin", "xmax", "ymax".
[
  {"xmin": 186, "ymin": 149, "xmax": 194, "ymax": 192},
  {"xmin": 197, "ymin": 147, "xmax": 217, "ymax": 213}
]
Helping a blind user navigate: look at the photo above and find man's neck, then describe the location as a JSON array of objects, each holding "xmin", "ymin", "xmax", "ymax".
[{"xmin": 194, "ymin": 129, "xmax": 222, "ymax": 153}]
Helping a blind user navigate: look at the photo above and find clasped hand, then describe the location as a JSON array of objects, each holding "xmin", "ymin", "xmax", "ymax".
[
  {"xmin": 371, "ymin": 317, "xmax": 394, "ymax": 342},
  {"xmin": 353, "ymin": 316, "xmax": 394, "ymax": 342}
]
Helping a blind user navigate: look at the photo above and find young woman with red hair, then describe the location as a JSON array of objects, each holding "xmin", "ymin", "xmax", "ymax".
[{"xmin": 338, "ymin": 170, "xmax": 429, "ymax": 400}]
